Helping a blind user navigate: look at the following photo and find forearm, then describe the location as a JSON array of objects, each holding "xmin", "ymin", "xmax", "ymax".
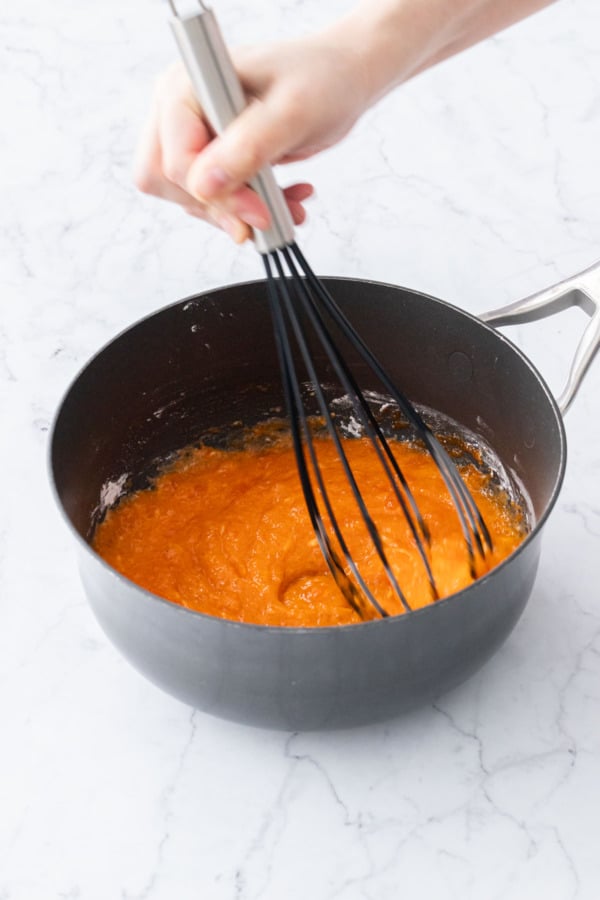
[{"xmin": 326, "ymin": 0, "xmax": 557, "ymax": 105}]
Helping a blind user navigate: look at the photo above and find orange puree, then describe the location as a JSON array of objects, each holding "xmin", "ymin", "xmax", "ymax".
[{"xmin": 93, "ymin": 431, "xmax": 527, "ymax": 627}]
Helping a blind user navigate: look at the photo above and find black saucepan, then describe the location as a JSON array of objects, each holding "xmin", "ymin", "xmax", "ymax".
[{"xmin": 50, "ymin": 264, "xmax": 599, "ymax": 729}]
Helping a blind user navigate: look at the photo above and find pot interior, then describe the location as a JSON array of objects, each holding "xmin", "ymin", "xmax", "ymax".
[{"xmin": 51, "ymin": 278, "xmax": 566, "ymax": 546}]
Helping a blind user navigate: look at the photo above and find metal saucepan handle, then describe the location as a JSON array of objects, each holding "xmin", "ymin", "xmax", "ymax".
[
  {"xmin": 167, "ymin": 0, "xmax": 294, "ymax": 254},
  {"xmin": 481, "ymin": 260, "xmax": 600, "ymax": 414}
]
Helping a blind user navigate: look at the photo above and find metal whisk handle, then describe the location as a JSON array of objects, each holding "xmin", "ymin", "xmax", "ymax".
[{"xmin": 168, "ymin": 0, "xmax": 295, "ymax": 254}]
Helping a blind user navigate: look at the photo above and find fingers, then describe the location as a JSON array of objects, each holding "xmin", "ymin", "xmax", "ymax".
[
  {"xmin": 135, "ymin": 146, "xmax": 312, "ymax": 240},
  {"xmin": 283, "ymin": 183, "xmax": 314, "ymax": 203},
  {"xmin": 133, "ymin": 64, "xmax": 314, "ymax": 242},
  {"xmin": 283, "ymin": 183, "xmax": 314, "ymax": 227},
  {"xmin": 185, "ymin": 93, "xmax": 301, "ymax": 202},
  {"xmin": 283, "ymin": 183, "xmax": 314, "ymax": 226},
  {"xmin": 134, "ymin": 120, "xmax": 249, "ymax": 241},
  {"xmin": 157, "ymin": 84, "xmax": 212, "ymax": 191}
]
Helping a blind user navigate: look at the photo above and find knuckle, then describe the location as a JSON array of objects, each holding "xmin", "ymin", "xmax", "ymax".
[
  {"xmin": 133, "ymin": 164, "xmax": 156, "ymax": 196},
  {"xmin": 280, "ymin": 85, "xmax": 305, "ymax": 120},
  {"xmin": 235, "ymin": 139, "xmax": 267, "ymax": 177},
  {"xmin": 162, "ymin": 154, "xmax": 185, "ymax": 187}
]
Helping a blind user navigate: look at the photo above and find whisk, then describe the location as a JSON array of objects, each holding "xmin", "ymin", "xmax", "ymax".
[{"xmin": 168, "ymin": 0, "xmax": 492, "ymax": 619}]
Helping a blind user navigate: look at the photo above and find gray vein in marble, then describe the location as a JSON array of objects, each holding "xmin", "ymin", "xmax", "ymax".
[
  {"xmin": 230, "ymin": 732, "xmax": 378, "ymax": 900},
  {"xmin": 122, "ymin": 711, "xmax": 200, "ymax": 900},
  {"xmin": 430, "ymin": 698, "xmax": 589, "ymax": 890},
  {"xmin": 231, "ymin": 735, "xmax": 304, "ymax": 900},
  {"xmin": 550, "ymin": 825, "xmax": 582, "ymax": 900},
  {"xmin": 561, "ymin": 502, "xmax": 600, "ymax": 537}
]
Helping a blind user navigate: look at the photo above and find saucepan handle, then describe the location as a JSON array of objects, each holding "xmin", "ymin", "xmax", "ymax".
[{"xmin": 481, "ymin": 260, "xmax": 600, "ymax": 414}]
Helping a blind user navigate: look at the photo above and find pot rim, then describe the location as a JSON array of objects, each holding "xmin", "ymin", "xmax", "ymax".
[{"xmin": 48, "ymin": 275, "xmax": 568, "ymax": 634}]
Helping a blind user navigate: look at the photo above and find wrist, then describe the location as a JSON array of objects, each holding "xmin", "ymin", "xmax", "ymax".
[
  {"xmin": 325, "ymin": 1, "xmax": 476, "ymax": 106},
  {"xmin": 326, "ymin": 0, "xmax": 557, "ymax": 106},
  {"xmin": 324, "ymin": 3, "xmax": 436, "ymax": 106}
]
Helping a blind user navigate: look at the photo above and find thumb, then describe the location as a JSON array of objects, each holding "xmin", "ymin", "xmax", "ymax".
[{"xmin": 186, "ymin": 95, "xmax": 298, "ymax": 201}]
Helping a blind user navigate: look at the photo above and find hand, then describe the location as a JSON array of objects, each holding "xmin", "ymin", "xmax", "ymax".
[
  {"xmin": 134, "ymin": 0, "xmax": 556, "ymax": 243},
  {"xmin": 133, "ymin": 32, "xmax": 371, "ymax": 242}
]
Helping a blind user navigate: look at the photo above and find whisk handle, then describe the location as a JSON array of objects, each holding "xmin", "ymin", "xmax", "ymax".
[{"xmin": 168, "ymin": 2, "xmax": 295, "ymax": 254}]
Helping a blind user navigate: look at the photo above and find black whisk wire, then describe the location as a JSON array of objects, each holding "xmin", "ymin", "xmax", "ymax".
[
  {"xmin": 273, "ymin": 250, "xmax": 408, "ymax": 614},
  {"xmin": 280, "ymin": 245, "xmax": 437, "ymax": 600},
  {"xmin": 264, "ymin": 253, "xmax": 386, "ymax": 619},
  {"xmin": 263, "ymin": 243, "xmax": 493, "ymax": 618},
  {"xmin": 290, "ymin": 242, "xmax": 493, "ymax": 573}
]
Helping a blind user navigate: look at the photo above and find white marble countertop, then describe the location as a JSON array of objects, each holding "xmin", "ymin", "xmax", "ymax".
[{"xmin": 2, "ymin": 0, "xmax": 600, "ymax": 897}]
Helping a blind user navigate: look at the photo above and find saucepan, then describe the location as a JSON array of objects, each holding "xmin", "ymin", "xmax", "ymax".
[{"xmin": 49, "ymin": 262, "xmax": 600, "ymax": 729}]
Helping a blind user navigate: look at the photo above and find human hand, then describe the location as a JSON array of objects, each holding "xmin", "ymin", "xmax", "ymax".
[
  {"xmin": 133, "ymin": 31, "xmax": 371, "ymax": 243},
  {"xmin": 134, "ymin": 0, "xmax": 557, "ymax": 244}
]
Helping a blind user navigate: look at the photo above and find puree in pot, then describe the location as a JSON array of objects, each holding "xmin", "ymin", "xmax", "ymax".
[{"xmin": 93, "ymin": 425, "xmax": 529, "ymax": 626}]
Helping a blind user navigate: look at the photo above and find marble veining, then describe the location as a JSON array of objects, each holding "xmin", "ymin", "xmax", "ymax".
[{"xmin": 1, "ymin": 0, "xmax": 600, "ymax": 897}]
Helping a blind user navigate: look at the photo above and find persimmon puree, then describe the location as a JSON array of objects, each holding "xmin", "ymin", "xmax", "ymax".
[{"xmin": 93, "ymin": 429, "xmax": 527, "ymax": 627}]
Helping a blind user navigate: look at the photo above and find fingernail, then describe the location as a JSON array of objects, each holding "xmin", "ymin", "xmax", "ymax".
[{"xmin": 195, "ymin": 166, "xmax": 230, "ymax": 198}]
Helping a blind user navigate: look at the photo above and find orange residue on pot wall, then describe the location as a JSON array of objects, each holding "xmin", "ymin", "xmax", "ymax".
[{"xmin": 93, "ymin": 430, "xmax": 527, "ymax": 627}]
